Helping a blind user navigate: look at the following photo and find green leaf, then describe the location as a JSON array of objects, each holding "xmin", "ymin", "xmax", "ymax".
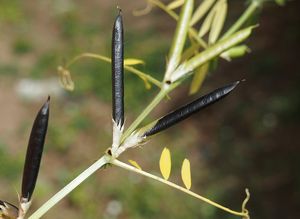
[
  {"xmin": 198, "ymin": 1, "xmax": 217, "ymax": 38},
  {"xmin": 124, "ymin": 58, "xmax": 145, "ymax": 66},
  {"xmin": 220, "ymin": 45, "xmax": 250, "ymax": 61},
  {"xmin": 167, "ymin": 0, "xmax": 185, "ymax": 10},
  {"xmin": 171, "ymin": 26, "xmax": 255, "ymax": 82},
  {"xmin": 190, "ymin": 0, "xmax": 216, "ymax": 26},
  {"xmin": 164, "ymin": 0, "xmax": 194, "ymax": 81},
  {"xmin": 189, "ymin": 62, "xmax": 209, "ymax": 94},
  {"xmin": 128, "ymin": 160, "xmax": 142, "ymax": 170},
  {"xmin": 159, "ymin": 147, "xmax": 171, "ymax": 180},
  {"xmin": 209, "ymin": 0, "xmax": 227, "ymax": 44},
  {"xmin": 181, "ymin": 158, "xmax": 191, "ymax": 190}
]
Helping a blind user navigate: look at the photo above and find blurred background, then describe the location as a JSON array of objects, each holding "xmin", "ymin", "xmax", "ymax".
[{"xmin": 0, "ymin": 0, "xmax": 299, "ymax": 218}]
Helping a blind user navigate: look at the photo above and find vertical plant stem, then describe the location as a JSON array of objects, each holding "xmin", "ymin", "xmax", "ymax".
[
  {"xmin": 28, "ymin": 155, "xmax": 110, "ymax": 219},
  {"xmin": 164, "ymin": 0, "xmax": 194, "ymax": 81},
  {"xmin": 111, "ymin": 159, "xmax": 248, "ymax": 218},
  {"xmin": 221, "ymin": 0, "xmax": 260, "ymax": 39}
]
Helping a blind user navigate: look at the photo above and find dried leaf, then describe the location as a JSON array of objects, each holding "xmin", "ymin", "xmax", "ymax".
[
  {"xmin": 124, "ymin": 58, "xmax": 145, "ymax": 66},
  {"xmin": 181, "ymin": 159, "xmax": 192, "ymax": 189},
  {"xmin": 209, "ymin": 0, "xmax": 227, "ymax": 44},
  {"xmin": 167, "ymin": 0, "xmax": 185, "ymax": 10},
  {"xmin": 159, "ymin": 147, "xmax": 171, "ymax": 180},
  {"xmin": 191, "ymin": 0, "xmax": 216, "ymax": 26},
  {"xmin": 128, "ymin": 160, "xmax": 142, "ymax": 170},
  {"xmin": 57, "ymin": 66, "xmax": 74, "ymax": 91}
]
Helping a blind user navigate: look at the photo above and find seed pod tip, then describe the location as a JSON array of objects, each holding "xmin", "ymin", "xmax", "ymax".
[{"xmin": 117, "ymin": 6, "xmax": 122, "ymax": 15}]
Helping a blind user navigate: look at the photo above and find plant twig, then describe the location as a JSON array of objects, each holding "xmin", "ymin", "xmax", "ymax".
[
  {"xmin": 65, "ymin": 53, "xmax": 162, "ymax": 88},
  {"xmin": 221, "ymin": 0, "xmax": 260, "ymax": 39},
  {"xmin": 28, "ymin": 155, "xmax": 110, "ymax": 219},
  {"xmin": 111, "ymin": 159, "xmax": 249, "ymax": 218}
]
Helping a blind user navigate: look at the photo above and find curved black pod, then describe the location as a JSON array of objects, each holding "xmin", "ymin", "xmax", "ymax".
[
  {"xmin": 143, "ymin": 81, "xmax": 240, "ymax": 137},
  {"xmin": 112, "ymin": 10, "xmax": 124, "ymax": 126},
  {"xmin": 21, "ymin": 96, "xmax": 50, "ymax": 201}
]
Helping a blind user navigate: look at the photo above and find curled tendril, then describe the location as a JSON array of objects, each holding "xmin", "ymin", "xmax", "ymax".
[
  {"xmin": 241, "ymin": 188, "xmax": 250, "ymax": 219},
  {"xmin": 133, "ymin": 1, "xmax": 153, "ymax": 16}
]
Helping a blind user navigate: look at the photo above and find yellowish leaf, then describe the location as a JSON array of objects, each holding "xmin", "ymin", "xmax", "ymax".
[
  {"xmin": 159, "ymin": 147, "xmax": 171, "ymax": 180},
  {"xmin": 191, "ymin": 0, "xmax": 216, "ymax": 26},
  {"xmin": 198, "ymin": 2, "xmax": 217, "ymax": 38},
  {"xmin": 128, "ymin": 160, "xmax": 142, "ymax": 170},
  {"xmin": 220, "ymin": 45, "xmax": 250, "ymax": 61},
  {"xmin": 124, "ymin": 58, "xmax": 145, "ymax": 66},
  {"xmin": 189, "ymin": 62, "xmax": 209, "ymax": 94},
  {"xmin": 181, "ymin": 43, "xmax": 201, "ymax": 62},
  {"xmin": 209, "ymin": 0, "xmax": 227, "ymax": 44},
  {"xmin": 181, "ymin": 158, "xmax": 192, "ymax": 190},
  {"xmin": 167, "ymin": 0, "xmax": 185, "ymax": 10}
]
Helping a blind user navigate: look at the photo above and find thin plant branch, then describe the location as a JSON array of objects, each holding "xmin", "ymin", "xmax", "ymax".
[
  {"xmin": 221, "ymin": 0, "xmax": 261, "ymax": 39},
  {"xmin": 65, "ymin": 53, "xmax": 162, "ymax": 88},
  {"xmin": 111, "ymin": 159, "xmax": 250, "ymax": 219},
  {"xmin": 28, "ymin": 155, "xmax": 110, "ymax": 219}
]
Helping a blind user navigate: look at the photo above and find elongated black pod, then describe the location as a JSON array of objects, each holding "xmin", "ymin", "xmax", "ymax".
[
  {"xmin": 21, "ymin": 96, "xmax": 50, "ymax": 201},
  {"xmin": 0, "ymin": 200, "xmax": 18, "ymax": 219},
  {"xmin": 143, "ymin": 81, "xmax": 240, "ymax": 137},
  {"xmin": 112, "ymin": 10, "xmax": 124, "ymax": 126}
]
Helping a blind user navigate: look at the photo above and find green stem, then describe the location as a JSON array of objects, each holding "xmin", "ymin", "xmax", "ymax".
[
  {"xmin": 122, "ymin": 88, "xmax": 168, "ymax": 141},
  {"xmin": 111, "ymin": 159, "xmax": 249, "ymax": 218},
  {"xmin": 28, "ymin": 155, "xmax": 110, "ymax": 219},
  {"xmin": 122, "ymin": 81, "xmax": 181, "ymax": 141},
  {"xmin": 221, "ymin": 0, "xmax": 260, "ymax": 40}
]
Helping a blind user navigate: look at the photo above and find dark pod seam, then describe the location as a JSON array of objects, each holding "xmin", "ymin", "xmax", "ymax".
[
  {"xmin": 143, "ymin": 81, "xmax": 240, "ymax": 137},
  {"xmin": 112, "ymin": 10, "xmax": 124, "ymax": 126},
  {"xmin": 21, "ymin": 96, "xmax": 50, "ymax": 201}
]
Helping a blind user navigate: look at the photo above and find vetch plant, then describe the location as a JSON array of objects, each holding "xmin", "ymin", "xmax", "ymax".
[{"xmin": 1, "ymin": 0, "xmax": 285, "ymax": 218}]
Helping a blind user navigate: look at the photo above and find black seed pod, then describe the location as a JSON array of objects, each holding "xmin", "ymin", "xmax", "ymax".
[
  {"xmin": 21, "ymin": 96, "xmax": 50, "ymax": 201},
  {"xmin": 0, "ymin": 200, "xmax": 19, "ymax": 219},
  {"xmin": 112, "ymin": 10, "xmax": 124, "ymax": 126},
  {"xmin": 143, "ymin": 81, "xmax": 240, "ymax": 137}
]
